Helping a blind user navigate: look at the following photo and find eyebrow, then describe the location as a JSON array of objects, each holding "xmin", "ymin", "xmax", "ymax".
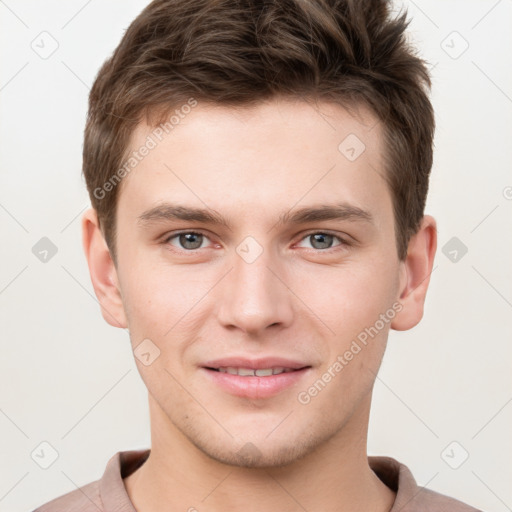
[{"xmin": 137, "ymin": 202, "xmax": 374, "ymax": 229}]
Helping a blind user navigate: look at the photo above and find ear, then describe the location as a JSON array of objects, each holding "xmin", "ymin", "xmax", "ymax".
[
  {"xmin": 391, "ymin": 215, "xmax": 437, "ymax": 331},
  {"xmin": 81, "ymin": 208, "xmax": 127, "ymax": 329}
]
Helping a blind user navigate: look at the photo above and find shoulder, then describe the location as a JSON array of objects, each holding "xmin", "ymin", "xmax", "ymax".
[
  {"xmin": 31, "ymin": 479, "xmax": 102, "ymax": 512},
  {"xmin": 369, "ymin": 455, "xmax": 483, "ymax": 512},
  {"xmin": 410, "ymin": 486, "xmax": 483, "ymax": 511},
  {"xmin": 30, "ymin": 449, "xmax": 149, "ymax": 512}
]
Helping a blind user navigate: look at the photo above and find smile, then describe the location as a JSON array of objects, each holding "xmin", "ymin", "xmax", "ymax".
[
  {"xmin": 208, "ymin": 367, "xmax": 299, "ymax": 376},
  {"xmin": 202, "ymin": 366, "xmax": 311, "ymax": 399}
]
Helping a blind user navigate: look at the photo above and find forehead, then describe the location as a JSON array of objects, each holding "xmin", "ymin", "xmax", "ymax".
[{"xmin": 117, "ymin": 98, "xmax": 390, "ymax": 226}]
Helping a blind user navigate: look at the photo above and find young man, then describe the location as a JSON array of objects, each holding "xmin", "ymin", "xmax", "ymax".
[{"xmin": 34, "ymin": 0, "xmax": 481, "ymax": 510}]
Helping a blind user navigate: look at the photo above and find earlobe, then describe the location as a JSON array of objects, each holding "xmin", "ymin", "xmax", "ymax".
[
  {"xmin": 391, "ymin": 215, "xmax": 437, "ymax": 331},
  {"xmin": 81, "ymin": 208, "xmax": 127, "ymax": 329}
]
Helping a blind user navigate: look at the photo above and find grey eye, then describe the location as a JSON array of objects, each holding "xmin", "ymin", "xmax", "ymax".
[
  {"xmin": 296, "ymin": 232, "xmax": 345, "ymax": 251},
  {"xmin": 168, "ymin": 232, "xmax": 207, "ymax": 250},
  {"xmin": 180, "ymin": 233, "xmax": 203, "ymax": 249},
  {"xmin": 308, "ymin": 233, "xmax": 335, "ymax": 250}
]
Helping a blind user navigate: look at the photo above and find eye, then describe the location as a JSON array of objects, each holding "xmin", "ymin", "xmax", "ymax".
[
  {"xmin": 163, "ymin": 230, "xmax": 349, "ymax": 253},
  {"xmin": 296, "ymin": 232, "xmax": 347, "ymax": 250},
  {"xmin": 165, "ymin": 231, "xmax": 212, "ymax": 251}
]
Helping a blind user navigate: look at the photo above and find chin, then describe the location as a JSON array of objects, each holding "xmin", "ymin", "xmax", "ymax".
[
  {"xmin": 201, "ymin": 440, "xmax": 317, "ymax": 469},
  {"xmin": 183, "ymin": 422, "xmax": 327, "ymax": 469}
]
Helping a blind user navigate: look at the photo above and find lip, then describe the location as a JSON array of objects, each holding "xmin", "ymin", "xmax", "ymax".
[
  {"xmin": 200, "ymin": 357, "xmax": 311, "ymax": 400},
  {"xmin": 202, "ymin": 357, "xmax": 308, "ymax": 370}
]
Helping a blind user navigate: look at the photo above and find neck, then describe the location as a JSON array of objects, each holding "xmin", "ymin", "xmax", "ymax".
[{"xmin": 124, "ymin": 395, "xmax": 395, "ymax": 512}]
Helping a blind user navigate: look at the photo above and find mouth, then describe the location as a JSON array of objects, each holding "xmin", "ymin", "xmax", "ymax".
[
  {"xmin": 205, "ymin": 366, "xmax": 306, "ymax": 376},
  {"xmin": 201, "ymin": 363, "xmax": 312, "ymax": 399}
]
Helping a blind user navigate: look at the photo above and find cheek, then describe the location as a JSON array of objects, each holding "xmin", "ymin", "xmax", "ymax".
[
  {"xmin": 119, "ymin": 255, "xmax": 209, "ymax": 334},
  {"xmin": 296, "ymin": 259, "xmax": 399, "ymax": 341}
]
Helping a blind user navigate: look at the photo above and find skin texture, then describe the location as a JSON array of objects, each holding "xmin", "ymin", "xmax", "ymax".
[{"xmin": 82, "ymin": 98, "xmax": 437, "ymax": 512}]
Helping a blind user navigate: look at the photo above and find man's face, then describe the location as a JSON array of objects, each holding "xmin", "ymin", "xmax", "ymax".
[{"xmin": 113, "ymin": 98, "xmax": 405, "ymax": 467}]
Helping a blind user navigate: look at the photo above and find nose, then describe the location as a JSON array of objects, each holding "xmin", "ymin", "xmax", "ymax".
[{"xmin": 216, "ymin": 244, "xmax": 294, "ymax": 336}]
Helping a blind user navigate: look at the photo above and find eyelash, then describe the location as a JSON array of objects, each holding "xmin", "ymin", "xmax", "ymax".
[{"xmin": 162, "ymin": 230, "xmax": 351, "ymax": 253}]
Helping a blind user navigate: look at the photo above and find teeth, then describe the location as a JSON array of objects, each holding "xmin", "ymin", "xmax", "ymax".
[
  {"xmin": 215, "ymin": 367, "xmax": 296, "ymax": 376},
  {"xmin": 238, "ymin": 368, "xmax": 256, "ymax": 376},
  {"xmin": 255, "ymin": 368, "xmax": 273, "ymax": 376}
]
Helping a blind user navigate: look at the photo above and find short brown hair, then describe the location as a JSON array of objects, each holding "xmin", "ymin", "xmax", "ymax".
[{"xmin": 83, "ymin": 0, "xmax": 434, "ymax": 263}]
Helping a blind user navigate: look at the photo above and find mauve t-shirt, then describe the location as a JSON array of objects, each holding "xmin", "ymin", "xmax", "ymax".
[{"xmin": 32, "ymin": 449, "xmax": 482, "ymax": 511}]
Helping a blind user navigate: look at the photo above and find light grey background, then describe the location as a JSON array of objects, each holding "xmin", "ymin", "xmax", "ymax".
[{"xmin": 1, "ymin": 1, "xmax": 511, "ymax": 511}]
